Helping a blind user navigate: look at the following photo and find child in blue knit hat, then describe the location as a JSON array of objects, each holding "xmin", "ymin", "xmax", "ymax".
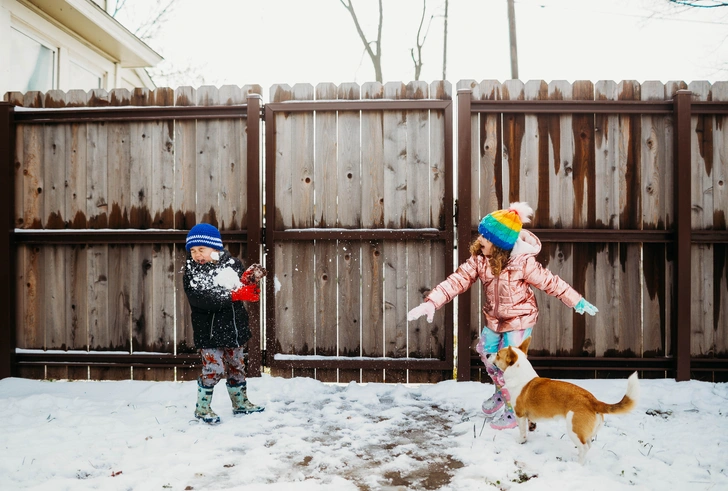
[
  {"xmin": 408, "ymin": 203, "xmax": 597, "ymax": 430},
  {"xmin": 183, "ymin": 223, "xmax": 267, "ymax": 424}
]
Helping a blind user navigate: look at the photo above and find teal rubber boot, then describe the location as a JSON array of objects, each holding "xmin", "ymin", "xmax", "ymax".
[
  {"xmin": 194, "ymin": 379, "xmax": 221, "ymax": 425},
  {"xmin": 226, "ymin": 380, "xmax": 264, "ymax": 415}
]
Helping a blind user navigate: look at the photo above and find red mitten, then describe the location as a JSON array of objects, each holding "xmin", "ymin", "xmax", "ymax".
[
  {"xmin": 241, "ymin": 263, "xmax": 267, "ymax": 285},
  {"xmin": 231, "ymin": 284, "xmax": 260, "ymax": 302}
]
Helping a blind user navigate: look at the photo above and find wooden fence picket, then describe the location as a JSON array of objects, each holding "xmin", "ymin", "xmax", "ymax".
[
  {"xmin": 593, "ymin": 81, "xmax": 622, "ymax": 359},
  {"xmin": 360, "ymin": 81, "xmax": 385, "ymax": 383},
  {"xmin": 382, "ymin": 82, "xmax": 409, "ymax": 383},
  {"xmin": 713, "ymin": 82, "xmax": 728, "ymax": 357},
  {"xmin": 313, "ymin": 82, "xmax": 339, "ymax": 383}
]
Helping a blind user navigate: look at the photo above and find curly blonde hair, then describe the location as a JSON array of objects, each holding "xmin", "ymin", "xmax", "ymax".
[{"xmin": 470, "ymin": 238, "xmax": 511, "ymax": 276}]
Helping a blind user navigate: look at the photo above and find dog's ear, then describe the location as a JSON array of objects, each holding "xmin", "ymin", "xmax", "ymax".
[
  {"xmin": 505, "ymin": 346, "xmax": 518, "ymax": 367},
  {"xmin": 519, "ymin": 337, "xmax": 531, "ymax": 355}
]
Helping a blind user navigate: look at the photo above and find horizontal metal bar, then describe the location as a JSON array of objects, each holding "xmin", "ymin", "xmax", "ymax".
[
  {"xmin": 472, "ymin": 355, "xmax": 674, "ymax": 366},
  {"xmin": 13, "ymin": 229, "xmax": 248, "ymax": 244},
  {"xmin": 466, "ymin": 228, "xmax": 675, "ymax": 243},
  {"xmin": 12, "ymin": 228, "xmax": 724, "ymax": 245},
  {"xmin": 272, "ymin": 229, "xmax": 444, "ymax": 241},
  {"xmin": 692, "ymin": 230, "xmax": 728, "ymax": 243},
  {"xmin": 12, "ymin": 105, "xmax": 252, "ymax": 124},
  {"xmin": 266, "ymin": 100, "xmax": 451, "ymax": 113},
  {"xmin": 470, "ymin": 99, "xmax": 674, "ymax": 114},
  {"xmin": 692, "ymin": 101, "xmax": 728, "ymax": 115},
  {"xmin": 270, "ymin": 358, "xmax": 452, "ymax": 370},
  {"xmin": 16, "ymin": 353, "xmax": 200, "ymax": 365},
  {"xmin": 472, "ymin": 355, "xmax": 728, "ymax": 369}
]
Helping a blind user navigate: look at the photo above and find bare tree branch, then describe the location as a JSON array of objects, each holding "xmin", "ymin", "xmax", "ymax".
[
  {"xmin": 410, "ymin": 0, "xmax": 433, "ymax": 81},
  {"xmin": 667, "ymin": 0, "xmax": 728, "ymax": 6},
  {"xmin": 339, "ymin": 0, "xmax": 383, "ymax": 83}
]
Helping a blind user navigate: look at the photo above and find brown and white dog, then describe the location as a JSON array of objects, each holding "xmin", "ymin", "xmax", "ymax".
[{"xmin": 489, "ymin": 338, "xmax": 639, "ymax": 464}]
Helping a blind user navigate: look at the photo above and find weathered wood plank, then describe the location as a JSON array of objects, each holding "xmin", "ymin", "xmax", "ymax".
[
  {"xmin": 383, "ymin": 82, "xmax": 408, "ymax": 383},
  {"xmin": 429, "ymin": 80, "xmax": 450, "ymax": 372},
  {"xmin": 41, "ymin": 91, "xmax": 68, "ymax": 374},
  {"xmin": 173, "ymin": 87, "xmax": 197, "ymax": 357},
  {"xmin": 361, "ymin": 81, "xmax": 385, "ymax": 383},
  {"xmin": 128, "ymin": 89, "xmax": 155, "ymax": 374},
  {"xmin": 405, "ymin": 81, "xmax": 432, "ymax": 384},
  {"xmin": 616, "ymin": 81, "xmax": 642, "ymax": 358},
  {"xmin": 711, "ymin": 82, "xmax": 728, "ymax": 357},
  {"xmin": 641, "ymin": 81, "xmax": 670, "ymax": 359},
  {"xmin": 149, "ymin": 88, "xmax": 176, "ymax": 380},
  {"xmin": 270, "ymin": 84, "xmax": 294, "ymax": 377},
  {"xmin": 337, "ymin": 82, "xmax": 362, "ymax": 383},
  {"xmin": 313, "ymin": 82, "xmax": 338, "ymax": 383},
  {"xmin": 218, "ymin": 85, "xmax": 245, "ymax": 231},
  {"xmin": 106, "ymin": 89, "xmax": 133, "ymax": 379},
  {"xmin": 689, "ymin": 81, "xmax": 714, "ymax": 356},
  {"xmin": 196, "ymin": 86, "xmax": 221, "ymax": 226},
  {"xmin": 571, "ymin": 80, "xmax": 596, "ymax": 357},
  {"xmin": 290, "ymin": 83, "xmax": 316, "ymax": 378},
  {"xmin": 593, "ymin": 81, "xmax": 622, "ymax": 358},
  {"xmin": 86, "ymin": 90, "xmax": 110, "ymax": 377}
]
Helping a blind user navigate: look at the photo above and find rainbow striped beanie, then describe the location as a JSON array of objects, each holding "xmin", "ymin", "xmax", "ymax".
[
  {"xmin": 478, "ymin": 202, "xmax": 534, "ymax": 251},
  {"xmin": 186, "ymin": 223, "xmax": 223, "ymax": 251}
]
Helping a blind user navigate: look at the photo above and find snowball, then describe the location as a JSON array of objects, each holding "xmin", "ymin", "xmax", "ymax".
[
  {"xmin": 210, "ymin": 251, "xmax": 220, "ymax": 261},
  {"xmin": 214, "ymin": 267, "xmax": 242, "ymax": 290}
]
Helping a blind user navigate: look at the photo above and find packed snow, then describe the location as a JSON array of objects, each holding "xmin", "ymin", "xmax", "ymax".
[
  {"xmin": 0, "ymin": 374, "xmax": 726, "ymax": 490},
  {"xmin": 214, "ymin": 266, "xmax": 243, "ymax": 291}
]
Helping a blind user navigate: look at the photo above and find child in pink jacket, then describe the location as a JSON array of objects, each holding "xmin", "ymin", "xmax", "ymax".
[{"xmin": 407, "ymin": 203, "xmax": 597, "ymax": 430}]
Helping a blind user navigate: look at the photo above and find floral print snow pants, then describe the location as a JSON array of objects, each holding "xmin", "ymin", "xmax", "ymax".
[{"xmin": 199, "ymin": 347, "xmax": 247, "ymax": 387}]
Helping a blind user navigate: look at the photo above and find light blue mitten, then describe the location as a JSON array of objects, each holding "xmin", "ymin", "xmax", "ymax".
[{"xmin": 574, "ymin": 298, "xmax": 598, "ymax": 316}]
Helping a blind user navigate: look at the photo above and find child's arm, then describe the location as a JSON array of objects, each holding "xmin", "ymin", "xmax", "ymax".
[
  {"xmin": 522, "ymin": 256, "xmax": 597, "ymax": 315},
  {"xmin": 408, "ymin": 256, "xmax": 481, "ymax": 322},
  {"xmin": 183, "ymin": 274, "xmax": 233, "ymax": 311}
]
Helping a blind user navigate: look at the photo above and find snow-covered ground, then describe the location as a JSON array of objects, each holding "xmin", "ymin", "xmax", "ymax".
[{"xmin": 1, "ymin": 374, "xmax": 726, "ymax": 490}]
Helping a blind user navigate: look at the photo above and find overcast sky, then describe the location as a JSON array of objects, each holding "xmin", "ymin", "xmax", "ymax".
[{"xmin": 118, "ymin": 0, "xmax": 728, "ymax": 96}]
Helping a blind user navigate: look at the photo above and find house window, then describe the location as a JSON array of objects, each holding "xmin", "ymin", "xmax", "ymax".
[
  {"xmin": 70, "ymin": 60, "xmax": 104, "ymax": 90},
  {"xmin": 9, "ymin": 27, "xmax": 56, "ymax": 92}
]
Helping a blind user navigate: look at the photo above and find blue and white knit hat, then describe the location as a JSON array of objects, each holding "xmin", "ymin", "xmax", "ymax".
[
  {"xmin": 185, "ymin": 223, "xmax": 223, "ymax": 251},
  {"xmin": 478, "ymin": 202, "xmax": 534, "ymax": 251}
]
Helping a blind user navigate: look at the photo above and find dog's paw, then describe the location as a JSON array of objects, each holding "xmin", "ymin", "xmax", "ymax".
[{"xmin": 518, "ymin": 435, "xmax": 528, "ymax": 444}]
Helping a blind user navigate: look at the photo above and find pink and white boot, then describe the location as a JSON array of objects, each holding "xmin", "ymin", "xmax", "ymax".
[
  {"xmin": 481, "ymin": 387, "xmax": 506, "ymax": 415},
  {"xmin": 488, "ymin": 386, "xmax": 517, "ymax": 430}
]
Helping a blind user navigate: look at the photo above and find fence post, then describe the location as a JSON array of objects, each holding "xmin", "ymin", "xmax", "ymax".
[
  {"xmin": 0, "ymin": 102, "xmax": 16, "ymax": 379},
  {"xmin": 673, "ymin": 90, "xmax": 692, "ymax": 381},
  {"xmin": 246, "ymin": 94, "xmax": 262, "ymax": 377},
  {"xmin": 456, "ymin": 89, "xmax": 472, "ymax": 381}
]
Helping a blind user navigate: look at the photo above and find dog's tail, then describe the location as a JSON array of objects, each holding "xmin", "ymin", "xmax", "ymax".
[{"xmin": 597, "ymin": 372, "xmax": 640, "ymax": 415}]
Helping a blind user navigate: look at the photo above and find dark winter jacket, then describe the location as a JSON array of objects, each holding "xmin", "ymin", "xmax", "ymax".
[{"xmin": 183, "ymin": 250, "xmax": 251, "ymax": 349}]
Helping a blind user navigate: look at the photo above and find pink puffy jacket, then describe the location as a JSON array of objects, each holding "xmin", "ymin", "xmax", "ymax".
[{"xmin": 425, "ymin": 230, "xmax": 582, "ymax": 333}]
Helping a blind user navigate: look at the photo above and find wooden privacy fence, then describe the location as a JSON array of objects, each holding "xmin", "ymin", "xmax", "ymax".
[
  {"xmin": 1, "ymin": 79, "xmax": 727, "ymax": 383},
  {"xmin": 457, "ymin": 80, "xmax": 728, "ymax": 382}
]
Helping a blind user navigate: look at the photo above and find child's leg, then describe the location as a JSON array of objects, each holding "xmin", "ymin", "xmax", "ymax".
[
  {"xmin": 221, "ymin": 347, "xmax": 246, "ymax": 384},
  {"xmin": 199, "ymin": 348, "xmax": 226, "ymax": 387},
  {"xmin": 223, "ymin": 347, "xmax": 264, "ymax": 414},
  {"xmin": 194, "ymin": 348, "xmax": 226, "ymax": 424},
  {"xmin": 477, "ymin": 328, "xmax": 509, "ymax": 416}
]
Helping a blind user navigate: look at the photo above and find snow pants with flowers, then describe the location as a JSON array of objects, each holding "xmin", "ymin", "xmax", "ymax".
[{"xmin": 199, "ymin": 347, "xmax": 247, "ymax": 388}]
